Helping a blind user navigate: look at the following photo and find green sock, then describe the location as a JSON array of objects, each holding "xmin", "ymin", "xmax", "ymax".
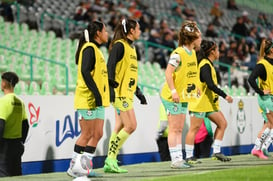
[
  {"xmin": 108, "ymin": 129, "xmax": 130, "ymax": 159},
  {"xmin": 107, "ymin": 132, "xmax": 117, "ymax": 158}
]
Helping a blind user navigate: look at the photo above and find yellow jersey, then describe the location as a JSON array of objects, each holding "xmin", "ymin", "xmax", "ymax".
[
  {"xmin": 189, "ymin": 59, "xmax": 219, "ymax": 112},
  {"xmin": 74, "ymin": 42, "xmax": 110, "ymax": 109},
  {"xmin": 258, "ymin": 58, "xmax": 273, "ymax": 92},
  {"xmin": 161, "ymin": 47, "xmax": 199, "ymax": 102},
  {"xmin": 114, "ymin": 39, "xmax": 138, "ymax": 99},
  {"xmin": 0, "ymin": 93, "xmax": 27, "ymax": 139}
]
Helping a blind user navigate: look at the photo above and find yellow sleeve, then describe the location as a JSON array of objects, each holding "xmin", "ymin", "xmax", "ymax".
[{"xmin": 0, "ymin": 97, "xmax": 8, "ymax": 120}]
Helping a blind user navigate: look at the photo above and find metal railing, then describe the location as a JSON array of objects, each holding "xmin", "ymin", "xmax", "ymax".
[
  {"xmin": 39, "ymin": 12, "xmax": 87, "ymax": 38},
  {"xmin": 0, "ymin": 44, "xmax": 69, "ymax": 95},
  {"xmin": 8, "ymin": 2, "xmax": 254, "ymax": 94},
  {"xmin": 235, "ymin": 0, "xmax": 273, "ymax": 15},
  {"xmin": 137, "ymin": 40, "xmax": 174, "ymax": 63}
]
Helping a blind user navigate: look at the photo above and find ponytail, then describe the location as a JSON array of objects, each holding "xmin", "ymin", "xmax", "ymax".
[
  {"xmin": 197, "ymin": 40, "xmax": 216, "ymax": 63},
  {"xmin": 259, "ymin": 39, "xmax": 266, "ymax": 58},
  {"xmin": 109, "ymin": 18, "xmax": 138, "ymax": 51},
  {"xmin": 75, "ymin": 21, "xmax": 104, "ymax": 64}
]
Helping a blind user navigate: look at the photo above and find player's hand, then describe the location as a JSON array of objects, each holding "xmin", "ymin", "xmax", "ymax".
[
  {"xmin": 225, "ymin": 95, "xmax": 233, "ymax": 103},
  {"xmin": 139, "ymin": 94, "xmax": 147, "ymax": 105},
  {"xmin": 172, "ymin": 91, "xmax": 180, "ymax": 103},
  {"xmin": 135, "ymin": 86, "xmax": 147, "ymax": 105},
  {"xmin": 263, "ymin": 90, "xmax": 271, "ymax": 95}
]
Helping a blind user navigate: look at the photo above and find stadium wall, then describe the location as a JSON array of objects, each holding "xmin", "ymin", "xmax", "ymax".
[{"xmin": 20, "ymin": 95, "xmax": 268, "ymax": 175}]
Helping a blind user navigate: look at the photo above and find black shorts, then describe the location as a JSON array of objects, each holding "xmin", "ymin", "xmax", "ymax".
[
  {"xmin": 194, "ymin": 135, "xmax": 213, "ymax": 158},
  {"xmin": 0, "ymin": 139, "xmax": 24, "ymax": 177}
]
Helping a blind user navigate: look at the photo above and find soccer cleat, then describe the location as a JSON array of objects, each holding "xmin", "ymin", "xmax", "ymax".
[
  {"xmin": 67, "ymin": 154, "xmax": 94, "ymax": 178},
  {"xmin": 104, "ymin": 164, "xmax": 128, "ymax": 173},
  {"xmin": 87, "ymin": 171, "xmax": 103, "ymax": 178},
  {"xmin": 67, "ymin": 167, "xmax": 102, "ymax": 178},
  {"xmin": 262, "ymin": 148, "xmax": 270, "ymax": 157},
  {"xmin": 67, "ymin": 167, "xmax": 78, "ymax": 178},
  {"xmin": 185, "ymin": 157, "xmax": 202, "ymax": 164},
  {"xmin": 251, "ymin": 148, "xmax": 268, "ymax": 160},
  {"xmin": 104, "ymin": 158, "xmax": 128, "ymax": 173},
  {"xmin": 212, "ymin": 153, "xmax": 231, "ymax": 162},
  {"xmin": 72, "ymin": 175, "xmax": 90, "ymax": 181},
  {"xmin": 170, "ymin": 160, "xmax": 191, "ymax": 169}
]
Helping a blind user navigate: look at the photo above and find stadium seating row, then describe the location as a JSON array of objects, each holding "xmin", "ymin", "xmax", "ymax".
[
  {"xmin": 0, "ymin": 19, "xmax": 167, "ymax": 95},
  {"xmin": 1, "ymin": 16, "xmax": 254, "ymax": 96}
]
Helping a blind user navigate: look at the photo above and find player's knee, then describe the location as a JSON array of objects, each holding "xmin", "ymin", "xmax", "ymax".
[
  {"xmin": 93, "ymin": 131, "xmax": 103, "ymax": 140},
  {"xmin": 191, "ymin": 125, "xmax": 201, "ymax": 133},
  {"xmin": 125, "ymin": 124, "xmax": 137, "ymax": 133},
  {"xmin": 80, "ymin": 134, "xmax": 91, "ymax": 143},
  {"xmin": 219, "ymin": 120, "xmax": 228, "ymax": 130}
]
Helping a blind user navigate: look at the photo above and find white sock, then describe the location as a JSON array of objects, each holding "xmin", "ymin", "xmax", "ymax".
[
  {"xmin": 262, "ymin": 130, "xmax": 272, "ymax": 150},
  {"xmin": 185, "ymin": 144, "xmax": 194, "ymax": 159},
  {"xmin": 269, "ymin": 129, "xmax": 273, "ymax": 150},
  {"xmin": 169, "ymin": 146, "xmax": 179, "ymax": 163},
  {"xmin": 82, "ymin": 152, "xmax": 95, "ymax": 170},
  {"xmin": 254, "ymin": 127, "xmax": 270, "ymax": 150},
  {"xmin": 83, "ymin": 152, "xmax": 94, "ymax": 160},
  {"xmin": 69, "ymin": 151, "xmax": 80, "ymax": 169},
  {"xmin": 72, "ymin": 151, "xmax": 79, "ymax": 159},
  {"xmin": 213, "ymin": 139, "xmax": 222, "ymax": 154},
  {"xmin": 176, "ymin": 144, "xmax": 183, "ymax": 161}
]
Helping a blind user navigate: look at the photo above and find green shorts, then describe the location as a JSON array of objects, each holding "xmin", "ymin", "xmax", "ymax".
[
  {"xmin": 116, "ymin": 109, "xmax": 120, "ymax": 115},
  {"xmin": 77, "ymin": 106, "xmax": 105, "ymax": 120},
  {"xmin": 258, "ymin": 95, "xmax": 273, "ymax": 115},
  {"xmin": 161, "ymin": 98, "xmax": 188, "ymax": 115},
  {"xmin": 189, "ymin": 111, "xmax": 217, "ymax": 119},
  {"xmin": 112, "ymin": 97, "xmax": 133, "ymax": 111}
]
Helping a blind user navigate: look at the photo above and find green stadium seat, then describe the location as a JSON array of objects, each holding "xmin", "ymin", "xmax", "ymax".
[
  {"xmin": 40, "ymin": 81, "xmax": 53, "ymax": 95},
  {"xmin": 28, "ymin": 81, "xmax": 40, "ymax": 95},
  {"xmin": 237, "ymin": 86, "xmax": 247, "ymax": 96},
  {"xmin": 14, "ymin": 83, "xmax": 22, "ymax": 95},
  {"xmin": 0, "ymin": 18, "xmax": 164, "ymax": 95},
  {"xmin": 222, "ymin": 85, "xmax": 231, "ymax": 96},
  {"xmin": 15, "ymin": 81, "xmax": 28, "ymax": 95},
  {"xmin": 0, "ymin": 55, "xmax": 9, "ymax": 73}
]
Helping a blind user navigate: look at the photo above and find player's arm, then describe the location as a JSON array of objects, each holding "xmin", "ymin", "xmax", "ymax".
[
  {"xmin": 21, "ymin": 119, "xmax": 29, "ymax": 143},
  {"xmin": 107, "ymin": 42, "xmax": 123, "ymax": 87},
  {"xmin": 81, "ymin": 46, "xmax": 102, "ymax": 106},
  {"xmin": 248, "ymin": 64, "xmax": 266, "ymax": 96},
  {"xmin": 166, "ymin": 53, "xmax": 180, "ymax": 90},
  {"xmin": 166, "ymin": 53, "xmax": 180, "ymax": 102},
  {"xmin": 0, "ymin": 118, "xmax": 5, "ymax": 140},
  {"xmin": 200, "ymin": 64, "xmax": 227, "ymax": 98},
  {"xmin": 135, "ymin": 86, "xmax": 147, "ymax": 104},
  {"xmin": 107, "ymin": 42, "xmax": 124, "ymax": 102}
]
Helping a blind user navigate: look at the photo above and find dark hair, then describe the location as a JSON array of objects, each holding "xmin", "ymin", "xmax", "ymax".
[
  {"xmin": 109, "ymin": 18, "xmax": 138, "ymax": 51},
  {"xmin": 178, "ymin": 21, "xmax": 200, "ymax": 46},
  {"xmin": 1, "ymin": 71, "xmax": 19, "ymax": 87},
  {"xmin": 197, "ymin": 40, "xmax": 217, "ymax": 63},
  {"xmin": 75, "ymin": 21, "xmax": 105, "ymax": 64},
  {"xmin": 260, "ymin": 39, "xmax": 273, "ymax": 57}
]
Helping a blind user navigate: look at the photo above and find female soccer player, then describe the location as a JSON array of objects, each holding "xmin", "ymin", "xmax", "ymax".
[
  {"xmin": 104, "ymin": 18, "xmax": 141, "ymax": 173},
  {"xmin": 67, "ymin": 21, "xmax": 110, "ymax": 177},
  {"xmin": 160, "ymin": 21, "xmax": 202, "ymax": 168},
  {"xmin": 185, "ymin": 40, "xmax": 233, "ymax": 164},
  {"xmin": 248, "ymin": 39, "xmax": 273, "ymax": 159}
]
